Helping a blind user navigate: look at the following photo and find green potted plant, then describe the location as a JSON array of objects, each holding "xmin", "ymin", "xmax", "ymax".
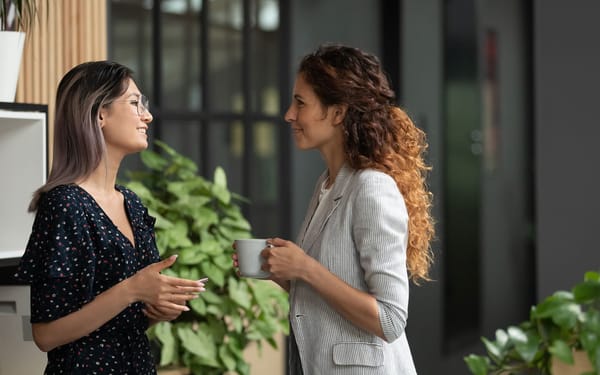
[
  {"xmin": 0, "ymin": 0, "xmax": 39, "ymax": 31},
  {"xmin": 124, "ymin": 141, "xmax": 289, "ymax": 375},
  {"xmin": 0, "ymin": 0, "xmax": 41, "ymax": 101},
  {"xmin": 464, "ymin": 271, "xmax": 600, "ymax": 375}
]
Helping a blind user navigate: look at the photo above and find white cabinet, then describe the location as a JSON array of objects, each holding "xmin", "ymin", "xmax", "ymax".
[
  {"xmin": 0, "ymin": 103, "xmax": 47, "ymax": 261},
  {"xmin": 0, "ymin": 286, "xmax": 46, "ymax": 373},
  {"xmin": 0, "ymin": 104, "xmax": 48, "ymax": 373}
]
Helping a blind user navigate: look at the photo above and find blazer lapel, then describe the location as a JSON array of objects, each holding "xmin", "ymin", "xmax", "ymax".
[{"xmin": 301, "ymin": 164, "xmax": 355, "ymax": 254}]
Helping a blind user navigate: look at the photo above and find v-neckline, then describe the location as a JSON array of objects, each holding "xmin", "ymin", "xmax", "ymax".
[{"xmin": 74, "ymin": 184, "xmax": 137, "ymax": 249}]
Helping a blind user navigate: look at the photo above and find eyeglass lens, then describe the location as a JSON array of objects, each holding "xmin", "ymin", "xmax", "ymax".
[{"xmin": 138, "ymin": 95, "xmax": 149, "ymax": 115}]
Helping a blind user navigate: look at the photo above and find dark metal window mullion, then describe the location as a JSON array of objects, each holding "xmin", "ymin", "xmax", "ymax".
[
  {"xmin": 278, "ymin": 0, "xmax": 292, "ymax": 239},
  {"xmin": 200, "ymin": 0, "xmax": 210, "ymax": 176},
  {"xmin": 242, "ymin": 0, "xmax": 252, "ymax": 209},
  {"xmin": 152, "ymin": 0, "xmax": 163, "ymax": 142}
]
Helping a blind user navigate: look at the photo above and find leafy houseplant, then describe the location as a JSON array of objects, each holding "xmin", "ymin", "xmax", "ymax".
[
  {"xmin": 124, "ymin": 141, "xmax": 289, "ymax": 375},
  {"xmin": 464, "ymin": 271, "xmax": 600, "ymax": 375},
  {"xmin": 0, "ymin": 0, "xmax": 39, "ymax": 31},
  {"xmin": 0, "ymin": 0, "xmax": 42, "ymax": 101}
]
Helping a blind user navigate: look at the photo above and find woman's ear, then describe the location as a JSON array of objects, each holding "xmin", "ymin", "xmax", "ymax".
[
  {"xmin": 98, "ymin": 108, "xmax": 107, "ymax": 128},
  {"xmin": 332, "ymin": 104, "xmax": 348, "ymax": 126}
]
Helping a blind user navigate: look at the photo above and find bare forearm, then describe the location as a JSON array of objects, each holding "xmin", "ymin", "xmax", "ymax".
[
  {"xmin": 33, "ymin": 279, "xmax": 134, "ymax": 352},
  {"xmin": 301, "ymin": 258, "xmax": 385, "ymax": 339}
]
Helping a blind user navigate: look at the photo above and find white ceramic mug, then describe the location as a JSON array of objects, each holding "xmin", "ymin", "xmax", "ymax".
[{"xmin": 235, "ymin": 239, "xmax": 271, "ymax": 279}]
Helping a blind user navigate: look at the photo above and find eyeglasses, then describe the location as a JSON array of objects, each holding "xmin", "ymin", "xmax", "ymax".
[
  {"xmin": 112, "ymin": 95, "xmax": 150, "ymax": 116},
  {"xmin": 135, "ymin": 95, "xmax": 150, "ymax": 116}
]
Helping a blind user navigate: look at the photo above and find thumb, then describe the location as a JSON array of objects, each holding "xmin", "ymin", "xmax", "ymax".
[{"xmin": 154, "ymin": 254, "xmax": 178, "ymax": 272}]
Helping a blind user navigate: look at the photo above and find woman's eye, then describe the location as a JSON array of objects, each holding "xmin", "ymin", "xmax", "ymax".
[{"xmin": 130, "ymin": 101, "xmax": 139, "ymax": 106}]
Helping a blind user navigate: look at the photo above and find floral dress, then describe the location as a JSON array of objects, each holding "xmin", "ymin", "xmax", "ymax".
[{"xmin": 15, "ymin": 184, "xmax": 160, "ymax": 374}]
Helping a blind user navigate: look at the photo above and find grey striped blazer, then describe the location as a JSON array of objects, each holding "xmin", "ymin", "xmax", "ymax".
[{"xmin": 289, "ymin": 164, "xmax": 417, "ymax": 375}]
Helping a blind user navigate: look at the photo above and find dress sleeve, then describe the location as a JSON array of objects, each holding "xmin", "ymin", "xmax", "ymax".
[
  {"xmin": 15, "ymin": 188, "xmax": 95, "ymax": 323},
  {"xmin": 352, "ymin": 172, "xmax": 410, "ymax": 343}
]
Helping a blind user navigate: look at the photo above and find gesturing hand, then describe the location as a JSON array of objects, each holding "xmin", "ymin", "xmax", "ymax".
[{"xmin": 129, "ymin": 255, "xmax": 206, "ymax": 312}]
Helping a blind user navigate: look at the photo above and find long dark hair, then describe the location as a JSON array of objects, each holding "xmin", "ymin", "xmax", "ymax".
[
  {"xmin": 29, "ymin": 61, "xmax": 133, "ymax": 212},
  {"xmin": 298, "ymin": 44, "xmax": 435, "ymax": 283}
]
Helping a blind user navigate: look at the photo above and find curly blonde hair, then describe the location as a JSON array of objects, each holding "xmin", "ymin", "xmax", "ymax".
[{"xmin": 299, "ymin": 44, "xmax": 435, "ymax": 283}]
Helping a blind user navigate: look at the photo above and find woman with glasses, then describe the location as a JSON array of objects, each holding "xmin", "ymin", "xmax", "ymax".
[
  {"xmin": 15, "ymin": 61, "xmax": 205, "ymax": 374},
  {"xmin": 241, "ymin": 44, "xmax": 435, "ymax": 374}
]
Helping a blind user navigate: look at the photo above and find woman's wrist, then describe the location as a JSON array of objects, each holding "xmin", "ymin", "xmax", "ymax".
[
  {"xmin": 300, "ymin": 255, "xmax": 318, "ymax": 284},
  {"xmin": 119, "ymin": 276, "xmax": 138, "ymax": 305}
]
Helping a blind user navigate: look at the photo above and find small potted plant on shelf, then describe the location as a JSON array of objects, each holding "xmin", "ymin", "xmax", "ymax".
[
  {"xmin": 464, "ymin": 271, "xmax": 600, "ymax": 375},
  {"xmin": 0, "ymin": 0, "xmax": 41, "ymax": 101},
  {"xmin": 124, "ymin": 141, "xmax": 289, "ymax": 375},
  {"xmin": 0, "ymin": 0, "xmax": 39, "ymax": 31}
]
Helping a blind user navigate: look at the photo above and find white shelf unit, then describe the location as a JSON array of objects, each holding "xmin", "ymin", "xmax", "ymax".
[{"xmin": 0, "ymin": 104, "xmax": 47, "ymax": 261}]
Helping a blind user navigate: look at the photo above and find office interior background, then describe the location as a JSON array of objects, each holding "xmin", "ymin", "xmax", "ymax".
[{"xmin": 1, "ymin": 0, "xmax": 599, "ymax": 374}]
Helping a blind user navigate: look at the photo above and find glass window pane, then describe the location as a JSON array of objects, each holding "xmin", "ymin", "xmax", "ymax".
[
  {"xmin": 110, "ymin": 1, "xmax": 154, "ymax": 98},
  {"xmin": 160, "ymin": 120, "xmax": 203, "ymax": 168},
  {"xmin": 206, "ymin": 121, "xmax": 244, "ymax": 196},
  {"xmin": 248, "ymin": 121, "xmax": 279, "ymax": 237},
  {"xmin": 161, "ymin": 0, "xmax": 203, "ymax": 111},
  {"xmin": 443, "ymin": 0, "xmax": 481, "ymax": 349},
  {"xmin": 208, "ymin": 0, "xmax": 243, "ymax": 113},
  {"xmin": 250, "ymin": 0, "xmax": 280, "ymax": 115}
]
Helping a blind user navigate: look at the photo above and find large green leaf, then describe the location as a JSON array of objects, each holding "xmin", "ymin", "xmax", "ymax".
[
  {"xmin": 464, "ymin": 355, "xmax": 490, "ymax": 375},
  {"xmin": 140, "ymin": 149, "xmax": 168, "ymax": 171},
  {"xmin": 229, "ymin": 277, "xmax": 252, "ymax": 309},
  {"xmin": 155, "ymin": 322, "xmax": 177, "ymax": 366},
  {"xmin": 549, "ymin": 339, "xmax": 573, "ymax": 364},
  {"xmin": 218, "ymin": 345, "xmax": 237, "ymax": 371},
  {"xmin": 189, "ymin": 296, "xmax": 207, "ymax": 315},
  {"xmin": 482, "ymin": 337, "xmax": 503, "ymax": 363},
  {"xmin": 201, "ymin": 261, "xmax": 225, "ymax": 287},
  {"xmin": 514, "ymin": 329, "xmax": 541, "ymax": 363},
  {"xmin": 574, "ymin": 281, "xmax": 600, "ymax": 304},
  {"xmin": 213, "ymin": 167, "xmax": 227, "ymax": 188},
  {"xmin": 535, "ymin": 297, "xmax": 580, "ymax": 329},
  {"xmin": 177, "ymin": 327, "xmax": 220, "ymax": 368}
]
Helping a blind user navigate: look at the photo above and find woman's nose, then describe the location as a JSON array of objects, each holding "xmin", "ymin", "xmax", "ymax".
[
  {"xmin": 141, "ymin": 110, "xmax": 153, "ymax": 123},
  {"xmin": 284, "ymin": 106, "xmax": 295, "ymax": 123}
]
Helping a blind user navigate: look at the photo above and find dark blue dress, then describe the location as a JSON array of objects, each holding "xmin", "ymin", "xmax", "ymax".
[{"xmin": 15, "ymin": 184, "xmax": 160, "ymax": 374}]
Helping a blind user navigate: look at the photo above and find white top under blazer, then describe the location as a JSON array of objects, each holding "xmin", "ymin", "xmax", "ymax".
[{"xmin": 289, "ymin": 163, "xmax": 417, "ymax": 375}]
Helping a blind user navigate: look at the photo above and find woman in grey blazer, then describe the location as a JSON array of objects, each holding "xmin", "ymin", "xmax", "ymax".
[{"xmin": 251, "ymin": 44, "xmax": 434, "ymax": 374}]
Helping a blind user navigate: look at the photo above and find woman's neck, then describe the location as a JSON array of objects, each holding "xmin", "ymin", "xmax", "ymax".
[
  {"xmin": 77, "ymin": 157, "xmax": 121, "ymax": 196},
  {"xmin": 321, "ymin": 149, "xmax": 346, "ymax": 189}
]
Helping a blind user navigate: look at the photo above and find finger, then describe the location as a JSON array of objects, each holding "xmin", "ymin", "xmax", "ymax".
[
  {"xmin": 269, "ymin": 237, "xmax": 288, "ymax": 247},
  {"xmin": 144, "ymin": 304, "xmax": 161, "ymax": 316},
  {"xmin": 143, "ymin": 309, "xmax": 159, "ymax": 320},
  {"xmin": 163, "ymin": 275, "xmax": 206, "ymax": 288},
  {"xmin": 163, "ymin": 302, "xmax": 190, "ymax": 311},
  {"xmin": 143, "ymin": 305, "xmax": 164, "ymax": 320},
  {"xmin": 147, "ymin": 303, "xmax": 182, "ymax": 317},
  {"xmin": 144, "ymin": 308, "xmax": 177, "ymax": 322},
  {"xmin": 150, "ymin": 255, "xmax": 178, "ymax": 273},
  {"xmin": 168, "ymin": 293, "xmax": 200, "ymax": 304},
  {"xmin": 173, "ymin": 285, "xmax": 205, "ymax": 294}
]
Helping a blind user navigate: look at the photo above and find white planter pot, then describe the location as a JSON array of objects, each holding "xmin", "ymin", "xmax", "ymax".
[{"xmin": 0, "ymin": 31, "xmax": 26, "ymax": 102}]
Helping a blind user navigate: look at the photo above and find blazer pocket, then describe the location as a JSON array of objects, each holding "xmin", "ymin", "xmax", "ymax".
[{"xmin": 332, "ymin": 342, "xmax": 384, "ymax": 367}]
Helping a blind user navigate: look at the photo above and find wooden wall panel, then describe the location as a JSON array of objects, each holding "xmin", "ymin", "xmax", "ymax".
[{"xmin": 15, "ymin": 0, "xmax": 108, "ymax": 159}]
